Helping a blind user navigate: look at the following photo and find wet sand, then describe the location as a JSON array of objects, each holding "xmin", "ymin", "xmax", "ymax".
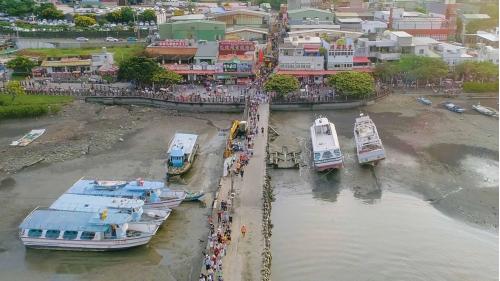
[
  {"xmin": 0, "ymin": 101, "xmax": 238, "ymax": 281},
  {"xmin": 269, "ymin": 94, "xmax": 499, "ymax": 280}
]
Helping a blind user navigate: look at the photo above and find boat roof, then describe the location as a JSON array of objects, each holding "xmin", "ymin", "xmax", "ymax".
[
  {"xmin": 50, "ymin": 194, "xmax": 144, "ymax": 213},
  {"xmin": 19, "ymin": 209, "xmax": 131, "ymax": 232},
  {"xmin": 66, "ymin": 179, "xmax": 165, "ymax": 197},
  {"xmin": 168, "ymin": 133, "xmax": 198, "ymax": 155},
  {"xmin": 311, "ymin": 118, "xmax": 340, "ymax": 152},
  {"xmin": 355, "ymin": 115, "xmax": 380, "ymax": 145}
]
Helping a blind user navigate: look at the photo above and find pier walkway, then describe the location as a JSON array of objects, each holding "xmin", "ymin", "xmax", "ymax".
[{"xmin": 222, "ymin": 102, "xmax": 269, "ymax": 281}]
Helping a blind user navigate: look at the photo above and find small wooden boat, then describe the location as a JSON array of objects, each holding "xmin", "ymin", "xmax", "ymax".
[
  {"xmin": 167, "ymin": 133, "xmax": 199, "ymax": 176},
  {"xmin": 442, "ymin": 102, "xmax": 465, "ymax": 113},
  {"xmin": 10, "ymin": 129, "xmax": 46, "ymax": 147},
  {"xmin": 472, "ymin": 104, "xmax": 497, "ymax": 117},
  {"xmin": 183, "ymin": 191, "xmax": 205, "ymax": 202},
  {"xmin": 417, "ymin": 97, "xmax": 432, "ymax": 105}
]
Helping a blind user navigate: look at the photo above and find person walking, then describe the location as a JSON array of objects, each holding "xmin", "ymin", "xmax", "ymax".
[
  {"xmin": 257, "ymin": 113, "xmax": 260, "ymax": 122},
  {"xmin": 240, "ymin": 225, "xmax": 247, "ymax": 238},
  {"xmin": 217, "ymin": 210, "xmax": 222, "ymax": 223},
  {"xmin": 240, "ymin": 169, "xmax": 244, "ymax": 178}
]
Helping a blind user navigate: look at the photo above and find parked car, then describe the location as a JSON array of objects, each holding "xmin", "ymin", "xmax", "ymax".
[
  {"xmin": 442, "ymin": 102, "xmax": 465, "ymax": 113},
  {"xmin": 105, "ymin": 37, "xmax": 119, "ymax": 42},
  {"xmin": 127, "ymin": 37, "xmax": 137, "ymax": 42},
  {"xmin": 76, "ymin": 37, "xmax": 89, "ymax": 42}
]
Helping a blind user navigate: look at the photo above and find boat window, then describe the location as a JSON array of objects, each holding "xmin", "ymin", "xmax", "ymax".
[
  {"xmin": 45, "ymin": 230, "xmax": 60, "ymax": 239},
  {"xmin": 322, "ymin": 150, "xmax": 333, "ymax": 159},
  {"xmin": 80, "ymin": 231, "xmax": 96, "ymax": 240},
  {"xmin": 27, "ymin": 229, "xmax": 43, "ymax": 238},
  {"xmin": 314, "ymin": 153, "xmax": 321, "ymax": 160},
  {"xmin": 62, "ymin": 231, "xmax": 78, "ymax": 240},
  {"xmin": 333, "ymin": 149, "xmax": 341, "ymax": 156}
]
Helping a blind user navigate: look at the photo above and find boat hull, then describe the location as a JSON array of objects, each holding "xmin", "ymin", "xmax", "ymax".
[
  {"xmin": 314, "ymin": 160, "xmax": 343, "ymax": 171},
  {"xmin": 21, "ymin": 235, "xmax": 153, "ymax": 251},
  {"xmin": 145, "ymin": 198, "xmax": 183, "ymax": 209},
  {"xmin": 357, "ymin": 150, "xmax": 386, "ymax": 165}
]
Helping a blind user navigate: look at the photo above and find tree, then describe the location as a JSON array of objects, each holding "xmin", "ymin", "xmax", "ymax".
[
  {"xmin": 35, "ymin": 3, "xmax": 65, "ymax": 20},
  {"xmin": 0, "ymin": 0, "xmax": 36, "ymax": 16},
  {"xmin": 264, "ymin": 74, "xmax": 299, "ymax": 97},
  {"xmin": 74, "ymin": 15, "xmax": 97, "ymax": 27},
  {"xmin": 139, "ymin": 9, "xmax": 156, "ymax": 23},
  {"xmin": 104, "ymin": 7, "xmax": 135, "ymax": 23},
  {"xmin": 5, "ymin": 80, "xmax": 25, "ymax": 102},
  {"xmin": 152, "ymin": 69, "xmax": 182, "ymax": 87},
  {"xmin": 455, "ymin": 61, "xmax": 498, "ymax": 82},
  {"xmin": 6, "ymin": 56, "xmax": 37, "ymax": 75},
  {"xmin": 173, "ymin": 9, "xmax": 184, "ymax": 16},
  {"xmin": 118, "ymin": 57, "xmax": 162, "ymax": 86},
  {"xmin": 327, "ymin": 71, "xmax": 374, "ymax": 99}
]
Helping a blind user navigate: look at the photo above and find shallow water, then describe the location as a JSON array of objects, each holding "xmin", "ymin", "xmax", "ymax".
[
  {"xmin": 270, "ymin": 169, "xmax": 499, "ymax": 281},
  {"xmin": 269, "ymin": 108, "xmax": 499, "ymax": 281}
]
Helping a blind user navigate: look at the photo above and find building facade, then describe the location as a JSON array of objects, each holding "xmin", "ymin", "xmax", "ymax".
[{"xmin": 159, "ymin": 20, "xmax": 226, "ymax": 41}]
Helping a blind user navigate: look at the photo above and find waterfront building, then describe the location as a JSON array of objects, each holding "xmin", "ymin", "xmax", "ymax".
[
  {"xmin": 145, "ymin": 39, "xmax": 198, "ymax": 64},
  {"xmin": 432, "ymin": 42, "xmax": 474, "ymax": 69},
  {"xmin": 158, "ymin": 20, "xmax": 226, "ymax": 41}
]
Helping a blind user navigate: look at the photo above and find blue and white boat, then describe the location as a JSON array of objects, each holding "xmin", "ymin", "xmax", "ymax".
[
  {"xmin": 66, "ymin": 179, "xmax": 186, "ymax": 209},
  {"xmin": 50, "ymin": 194, "xmax": 171, "ymax": 227},
  {"xmin": 19, "ymin": 208, "xmax": 156, "ymax": 251},
  {"xmin": 167, "ymin": 133, "xmax": 199, "ymax": 176},
  {"xmin": 442, "ymin": 101, "xmax": 465, "ymax": 113}
]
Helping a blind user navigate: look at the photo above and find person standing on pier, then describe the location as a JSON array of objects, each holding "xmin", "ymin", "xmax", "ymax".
[{"xmin": 240, "ymin": 225, "xmax": 247, "ymax": 238}]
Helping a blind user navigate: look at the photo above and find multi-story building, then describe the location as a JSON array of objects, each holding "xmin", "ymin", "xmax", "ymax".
[
  {"xmin": 432, "ymin": 42, "xmax": 474, "ymax": 69},
  {"xmin": 278, "ymin": 36, "xmax": 325, "ymax": 71},
  {"xmin": 211, "ymin": 10, "xmax": 270, "ymax": 29},
  {"xmin": 287, "ymin": 0, "xmax": 322, "ymax": 10},
  {"xmin": 327, "ymin": 38, "xmax": 355, "ymax": 70},
  {"xmin": 159, "ymin": 20, "xmax": 226, "ymax": 41},
  {"xmin": 475, "ymin": 28, "xmax": 499, "ymax": 48},
  {"xmin": 476, "ymin": 44, "xmax": 499, "ymax": 65},
  {"xmin": 287, "ymin": 8, "xmax": 335, "ymax": 25}
]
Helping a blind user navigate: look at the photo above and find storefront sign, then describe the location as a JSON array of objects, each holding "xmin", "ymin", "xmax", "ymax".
[
  {"xmin": 219, "ymin": 41, "xmax": 255, "ymax": 53},
  {"xmin": 223, "ymin": 63, "xmax": 238, "ymax": 72},
  {"xmin": 157, "ymin": 40, "xmax": 189, "ymax": 47}
]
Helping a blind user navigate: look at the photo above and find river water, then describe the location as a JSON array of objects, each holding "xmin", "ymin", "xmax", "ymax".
[{"xmin": 269, "ymin": 107, "xmax": 499, "ymax": 281}]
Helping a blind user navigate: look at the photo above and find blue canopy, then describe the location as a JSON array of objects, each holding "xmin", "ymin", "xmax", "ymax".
[{"xmin": 66, "ymin": 179, "xmax": 166, "ymax": 197}]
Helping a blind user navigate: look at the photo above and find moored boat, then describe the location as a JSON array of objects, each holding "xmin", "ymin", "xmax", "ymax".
[
  {"xmin": 354, "ymin": 114, "xmax": 386, "ymax": 165},
  {"xmin": 167, "ymin": 133, "xmax": 199, "ymax": 176},
  {"xmin": 310, "ymin": 117, "xmax": 343, "ymax": 171},
  {"xmin": 49, "ymin": 194, "xmax": 170, "ymax": 227},
  {"xmin": 417, "ymin": 97, "xmax": 432, "ymax": 105},
  {"xmin": 472, "ymin": 103, "xmax": 498, "ymax": 117},
  {"xmin": 183, "ymin": 191, "xmax": 205, "ymax": 202},
  {"xmin": 442, "ymin": 101, "xmax": 465, "ymax": 113},
  {"xmin": 19, "ymin": 208, "xmax": 156, "ymax": 251},
  {"xmin": 66, "ymin": 179, "xmax": 186, "ymax": 209}
]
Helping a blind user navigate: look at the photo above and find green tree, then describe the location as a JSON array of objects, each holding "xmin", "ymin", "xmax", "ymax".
[
  {"xmin": 152, "ymin": 69, "xmax": 182, "ymax": 87},
  {"xmin": 105, "ymin": 10, "xmax": 122, "ymax": 23},
  {"xmin": 6, "ymin": 56, "xmax": 37, "ymax": 75},
  {"xmin": 120, "ymin": 7, "xmax": 135, "ymax": 23},
  {"xmin": 263, "ymin": 74, "xmax": 299, "ymax": 97},
  {"xmin": 0, "ymin": 0, "xmax": 36, "ymax": 16},
  {"xmin": 397, "ymin": 55, "xmax": 448, "ymax": 85},
  {"xmin": 373, "ymin": 61, "xmax": 399, "ymax": 83},
  {"xmin": 118, "ymin": 57, "xmax": 162, "ymax": 86},
  {"xmin": 327, "ymin": 71, "xmax": 374, "ymax": 99},
  {"xmin": 5, "ymin": 80, "xmax": 25, "ymax": 102},
  {"xmin": 139, "ymin": 9, "xmax": 156, "ymax": 23},
  {"xmin": 415, "ymin": 6, "xmax": 426, "ymax": 14},
  {"xmin": 455, "ymin": 61, "xmax": 498, "ymax": 82},
  {"xmin": 35, "ymin": 3, "xmax": 65, "ymax": 20},
  {"xmin": 465, "ymin": 19, "xmax": 499, "ymax": 34},
  {"xmin": 74, "ymin": 15, "xmax": 97, "ymax": 27}
]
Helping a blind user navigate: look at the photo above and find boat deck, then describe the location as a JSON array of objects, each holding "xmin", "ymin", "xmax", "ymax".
[{"xmin": 168, "ymin": 133, "xmax": 198, "ymax": 155}]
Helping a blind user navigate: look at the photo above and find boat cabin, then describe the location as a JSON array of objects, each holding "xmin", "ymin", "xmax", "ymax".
[
  {"xmin": 167, "ymin": 133, "xmax": 198, "ymax": 168},
  {"xmin": 20, "ymin": 209, "xmax": 134, "ymax": 242},
  {"xmin": 169, "ymin": 148, "xmax": 185, "ymax": 168},
  {"xmin": 50, "ymin": 193, "xmax": 145, "ymax": 222}
]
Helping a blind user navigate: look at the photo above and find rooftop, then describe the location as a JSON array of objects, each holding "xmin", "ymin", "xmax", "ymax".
[
  {"xmin": 290, "ymin": 24, "xmax": 340, "ymax": 29},
  {"xmin": 412, "ymin": 37, "xmax": 439, "ymax": 46},
  {"xmin": 215, "ymin": 9, "xmax": 270, "ymax": 17},
  {"xmin": 171, "ymin": 14, "xmax": 207, "ymax": 21},
  {"xmin": 337, "ymin": 18, "xmax": 363, "ymax": 23},
  {"xmin": 226, "ymin": 26, "xmax": 269, "ymax": 35},
  {"xmin": 288, "ymin": 7, "xmax": 333, "ymax": 14},
  {"xmin": 41, "ymin": 58, "xmax": 92, "ymax": 67},
  {"xmin": 66, "ymin": 179, "xmax": 166, "ymax": 197},
  {"xmin": 477, "ymin": 31, "xmax": 499, "ymax": 42},
  {"xmin": 195, "ymin": 41, "xmax": 219, "ymax": 58},
  {"xmin": 20, "ymin": 209, "xmax": 131, "ymax": 232},
  {"xmin": 50, "ymin": 193, "xmax": 145, "ymax": 213},
  {"xmin": 168, "ymin": 133, "xmax": 198, "ymax": 155},
  {"xmin": 391, "ymin": 31, "xmax": 413, "ymax": 38},
  {"xmin": 461, "ymin": 14, "xmax": 491, "ymax": 20}
]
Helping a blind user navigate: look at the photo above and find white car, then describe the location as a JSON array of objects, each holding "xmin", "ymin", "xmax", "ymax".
[
  {"xmin": 76, "ymin": 37, "xmax": 89, "ymax": 42},
  {"xmin": 105, "ymin": 37, "xmax": 119, "ymax": 42}
]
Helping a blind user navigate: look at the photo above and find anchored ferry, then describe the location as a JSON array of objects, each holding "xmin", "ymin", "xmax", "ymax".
[
  {"xmin": 310, "ymin": 117, "xmax": 343, "ymax": 171},
  {"xmin": 354, "ymin": 114, "xmax": 386, "ymax": 165}
]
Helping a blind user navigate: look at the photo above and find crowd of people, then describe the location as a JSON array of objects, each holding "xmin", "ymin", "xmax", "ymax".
[{"xmin": 199, "ymin": 80, "xmax": 268, "ymax": 281}]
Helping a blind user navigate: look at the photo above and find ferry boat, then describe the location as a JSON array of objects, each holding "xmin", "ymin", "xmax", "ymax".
[
  {"xmin": 50, "ymin": 194, "xmax": 171, "ymax": 227},
  {"xmin": 66, "ymin": 179, "xmax": 186, "ymax": 209},
  {"xmin": 19, "ymin": 208, "xmax": 156, "ymax": 251},
  {"xmin": 310, "ymin": 117, "xmax": 343, "ymax": 171},
  {"xmin": 167, "ymin": 133, "xmax": 199, "ymax": 176},
  {"xmin": 354, "ymin": 114, "xmax": 386, "ymax": 165}
]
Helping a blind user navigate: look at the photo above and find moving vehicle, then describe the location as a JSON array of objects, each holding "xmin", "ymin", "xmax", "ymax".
[
  {"xmin": 127, "ymin": 37, "xmax": 138, "ymax": 42},
  {"xmin": 75, "ymin": 37, "xmax": 89, "ymax": 42},
  {"xmin": 105, "ymin": 37, "xmax": 119, "ymax": 42}
]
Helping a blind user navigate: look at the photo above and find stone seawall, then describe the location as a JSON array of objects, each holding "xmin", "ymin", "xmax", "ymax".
[{"xmin": 85, "ymin": 96, "xmax": 372, "ymax": 113}]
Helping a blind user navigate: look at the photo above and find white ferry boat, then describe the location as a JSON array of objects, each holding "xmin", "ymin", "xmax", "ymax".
[
  {"xmin": 19, "ymin": 208, "xmax": 156, "ymax": 251},
  {"xmin": 310, "ymin": 117, "xmax": 343, "ymax": 171},
  {"xmin": 354, "ymin": 114, "xmax": 386, "ymax": 165}
]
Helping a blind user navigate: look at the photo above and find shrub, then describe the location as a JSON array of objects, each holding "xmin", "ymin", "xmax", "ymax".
[{"xmin": 463, "ymin": 82, "xmax": 499, "ymax": 93}]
